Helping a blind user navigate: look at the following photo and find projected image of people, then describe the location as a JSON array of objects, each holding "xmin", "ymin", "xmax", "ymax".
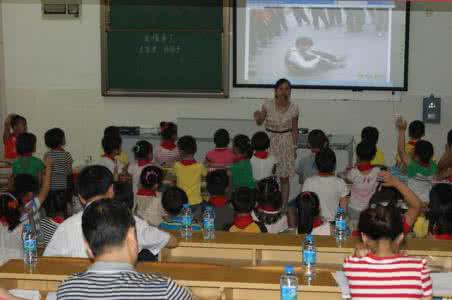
[{"xmin": 236, "ymin": 0, "xmax": 407, "ymax": 89}]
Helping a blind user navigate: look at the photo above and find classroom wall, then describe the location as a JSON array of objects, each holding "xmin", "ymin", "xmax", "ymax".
[{"xmin": 1, "ymin": 0, "xmax": 451, "ymax": 165}]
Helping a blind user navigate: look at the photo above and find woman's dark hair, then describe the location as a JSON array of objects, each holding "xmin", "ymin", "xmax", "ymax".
[
  {"xmin": 0, "ymin": 193, "xmax": 22, "ymax": 231},
  {"xmin": 296, "ymin": 191, "xmax": 320, "ymax": 234},
  {"xmin": 427, "ymin": 184, "xmax": 452, "ymax": 235},
  {"xmin": 231, "ymin": 187, "xmax": 255, "ymax": 213},
  {"xmin": 274, "ymin": 78, "xmax": 291, "ymax": 97},
  {"xmin": 177, "ymin": 135, "xmax": 197, "ymax": 155},
  {"xmin": 16, "ymin": 133, "xmax": 36, "ymax": 155},
  {"xmin": 43, "ymin": 191, "xmax": 67, "ymax": 218},
  {"xmin": 254, "ymin": 177, "xmax": 282, "ymax": 225},
  {"xmin": 162, "ymin": 187, "xmax": 188, "ymax": 216},
  {"xmin": 140, "ymin": 166, "xmax": 163, "ymax": 189},
  {"xmin": 308, "ymin": 129, "xmax": 329, "ymax": 150},
  {"xmin": 233, "ymin": 134, "xmax": 253, "ymax": 159},
  {"xmin": 133, "ymin": 140, "xmax": 152, "ymax": 160},
  {"xmin": 114, "ymin": 182, "xmax": 134, "ymax": 211},
  {"xmin": 160, "ymin": 122, "xmax": 177, "ymax": 141},
  {"xmin": 76, "ymin": 165, "xmax": 114, "ymax": 200},
  {"xmin": 214, "ymin": 129, "xmax": 230, "ymax": 148},
  {"xmin": 44, "ymin": 128, "xmax": 66, "ymax": 149},
  {"xmin": 358, "ymin": 205, "xmax": 403, "ymax": 241},
  {"xmin": 251, "ymin": 131, "xmax": 270, "ymax": 152}
]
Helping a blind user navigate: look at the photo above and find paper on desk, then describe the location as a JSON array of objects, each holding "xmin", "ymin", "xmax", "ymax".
[
  {"xmin": 333, "ymin": 272, "xmax": 452, "ymax": 297},
  {"xmin": 46, "ymin": 292, "xmax": 57, "ymax": 300},
  {"xmin": 8, "ymin": 289, "xmax": 40, "ymax": 300}
]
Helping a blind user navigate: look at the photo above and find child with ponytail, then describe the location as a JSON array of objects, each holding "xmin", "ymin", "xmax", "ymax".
[
  {"xmin": 128, "ymin": 140, "xmax": 153, "ymax": 194},
  {"xmin": 135, "ymin": 166, "xmax": 165, "ymax": 226}
]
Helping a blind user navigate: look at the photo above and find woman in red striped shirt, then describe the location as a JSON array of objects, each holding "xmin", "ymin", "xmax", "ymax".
[{"xmin": 344, "ymin": 173, "xmax": 432, "ymax": 300}]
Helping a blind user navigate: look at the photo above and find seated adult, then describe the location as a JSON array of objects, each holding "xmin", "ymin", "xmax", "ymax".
[
  {"xmin": 57, "ymin": 199, "xmax": 192, "ymax": 300},
  {"xmin": 44, "ymin": 165, "xmax": 177, "ymax": 258},
  {"xmin": 285, "ymin": 36, "xmax": 346, "ymax": 75}
]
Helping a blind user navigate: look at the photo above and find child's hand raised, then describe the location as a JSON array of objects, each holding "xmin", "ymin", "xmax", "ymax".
[
  {"xmin": 396, "ymin": 117, "xmax": 407, "ymax": 131},
  {"xmin": 377, "ymin": 171, "xmax": 401, "ymax": 188}
]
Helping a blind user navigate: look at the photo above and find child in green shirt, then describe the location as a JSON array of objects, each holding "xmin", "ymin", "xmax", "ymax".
[
  {"xmin": 12, "ymin": 133, "xmax": 44, "ymax": 181},
  {"xmin": 229, "ymin": 134, "xmax": 255, "ymax": 190}
]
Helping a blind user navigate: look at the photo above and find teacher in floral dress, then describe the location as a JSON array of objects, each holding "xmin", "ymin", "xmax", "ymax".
[{"xmin": 254, "ymin": 78, "xmax": 299, "ymax": 209}]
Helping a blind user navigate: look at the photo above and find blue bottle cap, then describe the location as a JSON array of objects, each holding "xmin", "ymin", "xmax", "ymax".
[
  {"xmin": 337, "ymin": 207, "xmax": 345, "ymax": 213},
  {"xmin": 305, "ymin": 234, "xmax": 313, "ymax": 241},
  {"xmin": 23, "ymin": 224, "xmax": 32, "ymax": 231},
  {"xmin": 284, "ymin": 265, "xmax": 294, "ymax": 274},
  {"xmin": 183, "ymin": 204, "xmax": 190, "ymax": 209}
]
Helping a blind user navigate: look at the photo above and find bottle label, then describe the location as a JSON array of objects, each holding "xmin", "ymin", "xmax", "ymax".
[
  {"xmin": 281, "ymin": 286, "xmax": 297, "ymax": 300},
  {"xmin": 181, "ymin": 216, "xmax": 192, "ymax": 227},
  {"xmin": 24, "ymin": 239, "xmax": 36, "ymax": 252},
  {"xmin": 303, "ymin": 249, "xmax": 316, "ymax": 265},
  {"xmin": 203, "ymin": 217, "xmax": 214, "ymax": 230},
  {"xmin": 336, "ymin": 219, "xmax": 347, "ymax": 231}
]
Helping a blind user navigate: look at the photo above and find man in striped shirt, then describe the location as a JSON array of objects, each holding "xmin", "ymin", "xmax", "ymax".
[{"xmin": 57, "ymin": 199, "xmax": 192, "ymax": 300}]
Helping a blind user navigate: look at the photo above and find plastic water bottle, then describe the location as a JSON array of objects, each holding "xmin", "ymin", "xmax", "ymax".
[
  {"xmin": 280, "ymin": 265, "xmax": 298, "ymax": 300},
  {"xmin": 335, "ymin": 207, "xmax": 347, "ymax": 242},
  {"xmin": 302, "ymin": 234, "xmax": 316, "ymax": 278},
  {"xmin": 180, "ymin": 204, "xmax": 193, "ymax": 240},
  {"xmin": 202, "ymin": 206, "xmax": 215, "ymax": 240},
  {"xmin": 23, "ymin": 222, "xmax": 37, "ymax": 266}
]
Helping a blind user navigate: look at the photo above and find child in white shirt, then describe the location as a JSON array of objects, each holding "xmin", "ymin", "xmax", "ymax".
[
  {"xmin": 128, "ymin": 140, "xmax": 153, "ymax": 194},
  {"xmin": 135, "ymin": 166, "xmax": 165, "ymax": 226},
  {"xmin": 250, "ymin": 132, "xmax": 276, "ymax": 181}
]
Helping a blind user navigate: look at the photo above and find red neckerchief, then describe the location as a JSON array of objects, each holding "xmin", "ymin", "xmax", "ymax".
[
  {"xmin": 160, "ymin": 140, "xmax": 176, "ymax": 151},
  {"xmin": 254, "ymin": 151, "xmax": 269, "ymax": 159},
  {"xmin": 318, "ymin": 172, "xmax": 333, "ymax": 177},
  {"xmin": 215, "ymin": 148, "xmax": 229, "ymax": 152},
  {"xmin": 0, "ymin": 216, "xmax": 7, "ymax": 225},
  {"xmin": 256, "ymin": 204, "xmax": 278, "ymax": 212},
  {"xmin": 51, "ymin": 216, "xmax": 64, "ymax": 224},
  {"xmin": 408, "ymin": 140, "xmax": 417, "ymax": 146},
  {"xmin": 311, "ymin": 149, "xmax": 321, "ymax": 154},
  {"xmin": 312, "ymin": 217, "xmax": 323, "ymax": 229},
  {"xmin": 418, "ymin": 160, "xmax": 431, "ymax": 168},
  {"xmin": 209, "ymin": 196, "xmax": 227, "ymax": 207},
  {"xmin": 180, "ymin": 159, "xmax": 197, "ymax": 166},
  {"xmin": 138, "ymin": 159, "xmax": 152, "ymax": 167},
  {"xmin": 435, "ymin": 233, "xmax": 452, "ymax": 240},
  {"xmin": 356, "ymin": 163, "xmax": 373, "ymax": 172},
  {"xmin": 234, "ymin": 155, "xmax": 247, "ymax": 163},
  {"xmin": 102, "ymin": 154, "xmax": 115, "ymax": 161},
  {"xmin": 137, "ymin": 188, "xmax": 157, "ymax": 197},
  {"xmin": 233, "ymin": 214, "xmax": 253, "ymax": 229},
  {"xmin": 448, "ymin": 175, "xmax": 452, "ymax": 183},
  {"xmin": 21, "ymin": 152, "xmax": 33, "ymax": 157}
]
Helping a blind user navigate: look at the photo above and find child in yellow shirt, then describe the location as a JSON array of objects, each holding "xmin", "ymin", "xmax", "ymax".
[
  {"xmin": 173, "ymin": 135, "xmax": 207, "ymax": 217},
  {"xmin": 361, "ymin": 126, "xmax": 385, "ymax": 166},
  {"xmin": 396, "ymin": 120, "xmax": 425, "ymax": 167}
]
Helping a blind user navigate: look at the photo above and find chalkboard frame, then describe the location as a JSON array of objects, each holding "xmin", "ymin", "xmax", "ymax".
[{"xmin": 101, "ymin": 0, "xmax": 230, "ymax": 98}]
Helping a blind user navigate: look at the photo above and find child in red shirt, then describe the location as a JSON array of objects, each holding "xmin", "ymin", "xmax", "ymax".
[
  {"xmin": 205, "ymin": 129, "xmax": 235, "ymax": 171},
  {"xmin": 3, "ymin": 114, "xmax": 27, "ymax": 160}
]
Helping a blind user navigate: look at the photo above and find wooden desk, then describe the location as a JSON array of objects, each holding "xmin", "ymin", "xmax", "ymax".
[
  {"xmin": 0, "ymin": 258, "xmax": 341, "ymax": 300},
  {"xmin": 161, "ymin": 231, "xmax": 452, "ymax": 270}
]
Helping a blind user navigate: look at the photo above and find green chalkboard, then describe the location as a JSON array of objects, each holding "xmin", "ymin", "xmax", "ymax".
[{"xmin": 102, "ymin": 0, "xmax": 227, "ymax": 96}]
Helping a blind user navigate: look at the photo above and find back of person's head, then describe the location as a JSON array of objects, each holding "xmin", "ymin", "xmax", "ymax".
[
  {"xmin": 206, "ymin": 170, "xmax": 229, "ymax": 196},
  {"xmin": 102, "ymin": 135, "xmax": 122, "ymax": 155},
  {"xmin": 13, "ymin": 174, "xmax": 39, "ymax": 199},
  {"xmin": 231, "ymin": 187, "xmax": 255, "ymax": 214},
  {"xmin": 177, "ymin": 135, "xmax": 197, "ymax": 155},
  {"xmin": 114, "ymin": 182, "xmax": 134, "ymax": 211},
  {"xmin": 162, "ymin": 186, "xmax": 188, "ymax": 216},
  {"xmin": 44, "ymin": 128, "xmax": 66, "ymax": 149},
  {"xmin": 133, "ymin": 140, "xmax": 152, "ymax": 161},
  {"xmin": 76, "ymin": 165, "xmax": 114, "ymax": 201},
  {"xmin": 361, "ymin": 126, "xmax": 379, "ymax": 146},
  {"xmin": 214, "ymin": 129, "xmax": 230, "ymax": 148},
  {"xmin": 296, "ymin": 191, "xmax": 320, "ymax": 235},
  {"xmin": 414, "ymin": 140, "xmax": 434, "ymax": 164},
  {"xmin": 0, "ymin": 193, "xmax": 22, "ymax": 231},
  {"xmin": 82, "ymin": 199, "xmax": 136, "ymax": 258},
  {"xmin": 308, "ymin": 129, "xmax": 329, "ymax": 150},
  {"xmin": 233, "ymin": 134, "xmax": 253, "ymax": 159},
  {"xmin": 448, "ymin": 129, "xmax": 452, "ymax": 147},
  {"xmin": 368, "ymin": 186, "xmax": 400, "ymax": 210},
  {"xmin": 356, "ymin": 141, "xmax": 377, "ymax": 162},
  {"xmin": 428, "ymin": 184, "xmax": 452, "ymax": 235},
  {"xmin": 11, "ymin": 115, "xmax": 27, "ymax": 132},
  {"xmin": 358, "ymin": 205, "xmax": 403, "ymax": 241},
  {"xmin": 16, "ymin": 133, "xmax": 36, "ymax": 155},
  {"xmin": 140, "ymin": 166, "xmax": 163, "ymax": 190},
  {"xmin": 160, "ymin": 122, "xmax": 177, "ymax": 141},
  {"xmin": 296, "ymin": 37, "xmax": 313, "ymax": 48},
  {"xmin": 315, "ymin": 148, "xmax": 336, "ymax": 173},
  {"xmin": 254, "ymin": 177, "xmax": 282, "ymax": 225},
  {"xmin": 103, "ymin": 126, "xmax": 120, "ymax": 138},
  {"xmin": 251, "ymin": 131, "xmax": 270, "ymax": 152},
  {"xmin": 43, "ymin": 192, "xmax": 67, "ymax": 218},
  {"xmin": 408, "ymin": 120, "xmax": 425, "ymax": 139}
]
